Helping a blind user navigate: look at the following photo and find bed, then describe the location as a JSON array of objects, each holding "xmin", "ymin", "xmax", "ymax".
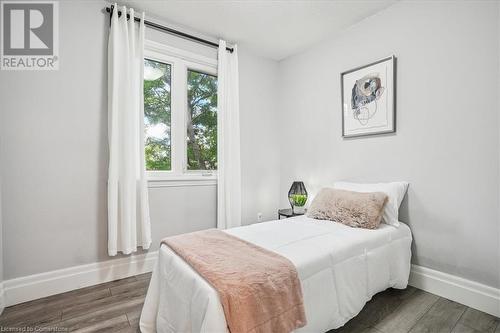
[{"xmin": 140, "ymin": 215, "xmax": 412, "ymax": 333}]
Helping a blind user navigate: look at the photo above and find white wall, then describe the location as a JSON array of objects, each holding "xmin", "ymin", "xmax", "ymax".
[
  {"xmin": 146, "ymin": 19, "xmax": 282, "ymax": 227},
  {"xmin": 1, "ymin": 0, "xmax": 496, "ymax": 295},
  {"xmin": 277, "ymin": 0, "xmax": 500, "ymax": 288},
  {"xmin": 0, "ymin": 1, "xmax": 279, "ymax": 279},
  {"xmin": 239, "ymin": 47, "xmax": 281, "ymax": 224},
  {"xmin": 0, "ymin": 145, "xmax": 3, "ymax": 283},
  {"xmin": 0, "ymin": 137, "xmax": 4, "ymax": 313},
  {"xmin": 0, "ymin": 1, "xmax": 108, "ymax": 279}
]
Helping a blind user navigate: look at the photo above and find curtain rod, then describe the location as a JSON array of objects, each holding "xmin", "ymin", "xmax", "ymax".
[{"xmin": 105, "ymin": 5, "xmax": 234, "ymax": 53}]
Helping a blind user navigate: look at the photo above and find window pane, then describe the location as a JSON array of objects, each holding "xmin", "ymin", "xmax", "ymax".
[
  {"xmin": 144, "ymin": 59, "xmax": 171, "ymax": 171},
  {"xmin": 186, "ymin": 70, "xmax": 217, "ymax": 170}
]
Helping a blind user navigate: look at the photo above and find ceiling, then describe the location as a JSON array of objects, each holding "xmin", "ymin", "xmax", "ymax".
[{"xmin": 120, "ymin": 0, "xmax": 398, "ymax": 60}]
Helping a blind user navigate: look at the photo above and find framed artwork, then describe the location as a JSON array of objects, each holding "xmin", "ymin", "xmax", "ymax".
[{"xmin": 341, "ymin": 55, "xmax": 396, "ymax": 138}]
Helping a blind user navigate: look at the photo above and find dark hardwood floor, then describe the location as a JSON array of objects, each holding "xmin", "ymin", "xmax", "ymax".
[{"xmin": 0, "ymin": 273, "xmax": 498, "ymax": 332}]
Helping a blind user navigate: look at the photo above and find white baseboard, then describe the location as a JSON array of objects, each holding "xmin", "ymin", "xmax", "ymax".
[
  {"xmin": 2, "ymin": 255, "xmax": 499, "ymax": 318},
  {"xmin": 3, "ymin": 251, "xmax": 158, "ymax": 307},
  {"xmin": 409, "ymin": 264, "xmax": 500, "ymax": 317},
  {"xmin": 0, "ymin": 282, "xmax": 5, "ymax": 314}
]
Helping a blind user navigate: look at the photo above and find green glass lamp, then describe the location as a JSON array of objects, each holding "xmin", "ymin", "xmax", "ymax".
[{"xmin": 288, "ymin": 181, "xmax": 308, "ymax": 214}]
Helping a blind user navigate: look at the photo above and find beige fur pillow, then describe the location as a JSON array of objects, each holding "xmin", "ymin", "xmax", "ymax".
[{"xmin": 307, "ymin": 188, "xmax": 388, "ymax": 229}]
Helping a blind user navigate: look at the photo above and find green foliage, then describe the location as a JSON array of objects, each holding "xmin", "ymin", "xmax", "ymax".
[
  {"xmin": 145, "ymin": 139, "xmax": 171, "ymax": 170},
  {"xmin": 144, "ymin": 59, "xmax": 171, "ymax": 171},
  {"xmin": 143, "ymin": 60, "xmax": 217, "ymax": 171},
  {"xmin": 186, "ymin": 70, "xmax": 217, "ymax": 170},
  {"xmin": 289, "ymin": 194, "xmax": 308, "ymax": 207}
]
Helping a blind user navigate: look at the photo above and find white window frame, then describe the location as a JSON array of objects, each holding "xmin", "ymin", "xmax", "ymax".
[{"xmin": 144, "ymin": 40, "xmax": 218, "ymax": 185}]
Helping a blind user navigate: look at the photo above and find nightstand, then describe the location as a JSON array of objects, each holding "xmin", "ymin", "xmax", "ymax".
[{"xmin": 278, "ymin": 208, "xmax": 306, "ymax": 220}]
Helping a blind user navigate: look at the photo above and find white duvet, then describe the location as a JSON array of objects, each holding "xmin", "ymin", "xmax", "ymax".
[{"xmin": 140, "ymin": 216, "xmax": 412, "ymax": 333}]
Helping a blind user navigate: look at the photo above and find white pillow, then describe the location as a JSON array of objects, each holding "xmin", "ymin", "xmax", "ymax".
[{"xmin": 333, "ymin": 181, "xmax": 409, "ymax": 227}]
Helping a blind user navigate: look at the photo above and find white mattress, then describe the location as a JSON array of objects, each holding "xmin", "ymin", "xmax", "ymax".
[{"xmin": 140, "ymin": 216, "xmax": 412, "ymax": 333}]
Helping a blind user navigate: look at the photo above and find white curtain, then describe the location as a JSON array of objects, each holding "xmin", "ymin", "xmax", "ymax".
[
  {"xmin": 217, "ymin": 40, "xmax": 242, "ymax": 229},
  {"xmin": 107, "ymin": 5, "xmax": 151, "ymax": 255}
]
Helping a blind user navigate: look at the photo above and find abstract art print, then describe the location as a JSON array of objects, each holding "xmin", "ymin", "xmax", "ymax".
[{"xmin": 341, "ymin": 56, "xmax": 396, "ymax": 138}]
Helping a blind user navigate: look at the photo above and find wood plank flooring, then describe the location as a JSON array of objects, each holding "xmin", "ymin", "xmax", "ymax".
[{"xmin": 0, "ymin": 273, "xmax": 497, "ymax": 333}]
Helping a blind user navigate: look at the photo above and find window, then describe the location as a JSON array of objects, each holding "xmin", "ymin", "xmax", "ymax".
[
  {"xmin": 144, "ymin": 42, "xmax": 218, "ymax": 181},
  {"xmin": 187, "ymin": 70, "xmax": 217, "ymax": 170},
  {"xmin": 144, "ymin": 59, "xmax": 172, "ymax": 171}
]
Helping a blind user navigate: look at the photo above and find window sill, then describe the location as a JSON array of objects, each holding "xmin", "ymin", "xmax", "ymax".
[{"xmin": 147, "ymin": 173, "xmax": 217, "ymax": 188}]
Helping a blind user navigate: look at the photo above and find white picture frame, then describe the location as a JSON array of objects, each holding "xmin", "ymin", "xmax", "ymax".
[{"xmin": 341, "ymin": 55, "xmax": 396, "ymax": 138}]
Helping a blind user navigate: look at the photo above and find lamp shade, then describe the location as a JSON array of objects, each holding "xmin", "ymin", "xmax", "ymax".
[{"xmin": 288, "ymin": 181, "xmax": 308, "ymax": 212}]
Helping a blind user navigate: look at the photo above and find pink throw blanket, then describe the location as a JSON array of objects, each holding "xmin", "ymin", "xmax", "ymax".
[{"xmin": 161, "ymin": 229, "xmax": 307, "ymax": 333}]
